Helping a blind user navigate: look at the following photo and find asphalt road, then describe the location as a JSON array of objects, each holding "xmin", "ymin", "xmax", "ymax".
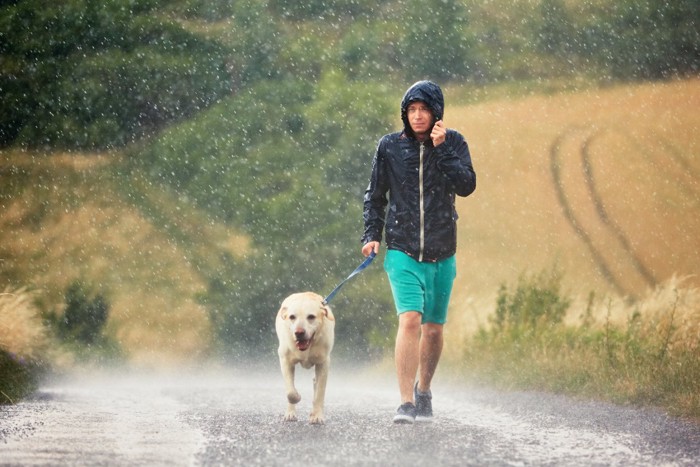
[{"xmin": 1, "ymin": 363, "xmax": 698, "ymax": 466}]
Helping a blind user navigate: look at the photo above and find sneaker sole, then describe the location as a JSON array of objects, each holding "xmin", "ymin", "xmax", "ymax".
[
  {"xmin": 393, "ymin": 415, "xmax": 415, "ymax": 424},
  {"xmin": 415, "ymin": 415, "xmax": 433, "ymax": 423}
]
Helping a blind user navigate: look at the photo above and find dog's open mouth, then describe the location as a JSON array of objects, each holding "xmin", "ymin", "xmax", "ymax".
[{"xmin": 295, "ymin": 337, "xmax": 311, "ymax": 351}]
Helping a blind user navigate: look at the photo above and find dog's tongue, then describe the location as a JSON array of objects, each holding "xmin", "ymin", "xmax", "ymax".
[{"xmin": 296, "ymin": 340, "xmax": 310, "ymax": 351}]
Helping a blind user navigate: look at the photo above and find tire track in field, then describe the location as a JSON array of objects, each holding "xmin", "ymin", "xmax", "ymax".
[
  {"xmin": 550, "ymin": 126, "xmax": 660, "ymax": 298},
  {"xmin": 623, "ymin": 128, "xmax": 700, "ymax": 201},
  {"xmin": 549, "ymin": 127, "xmax": 627, "ymax": 297},
  {"xmin": 581, "ymin": 130, "xmax": 658, "ymax": 289}
]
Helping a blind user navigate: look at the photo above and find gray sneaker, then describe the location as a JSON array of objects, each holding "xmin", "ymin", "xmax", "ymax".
[
  {"xmin": 393, "ymin": 402, "xmax": 416, "ymax": 424},
  {"xmin": 414, "ymin": 382, "xmax": 433, "ymax": 422}
]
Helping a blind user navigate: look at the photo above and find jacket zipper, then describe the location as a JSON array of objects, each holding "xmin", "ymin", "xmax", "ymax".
[{"xmin": 419, "ymin": 142, "xmax": 425, "ymax": 262}]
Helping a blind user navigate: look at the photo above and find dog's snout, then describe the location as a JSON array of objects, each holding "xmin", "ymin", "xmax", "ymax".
[{"xmin": 294, "ymin": 330, "xmax": 306, "ymax": 338}]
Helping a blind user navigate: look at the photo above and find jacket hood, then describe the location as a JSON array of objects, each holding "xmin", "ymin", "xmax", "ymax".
[{"xmin": 400, "ymin": 80, "xmax": 444, "ymax": 137}]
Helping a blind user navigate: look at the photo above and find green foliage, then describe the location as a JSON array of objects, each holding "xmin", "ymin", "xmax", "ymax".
[
  {"xmin": 586, "ymin": 0, "xmax": 700, "ymax": 79},
  {"xmin": 3, "ymin": 0, "xmax": 698, "ymax": 148},
  {"xmin": 0, "ymin": 0, "xmax": 232, "ymax": 148},
  {"xmin": 268, "ymin": 0, "xmax": 375, "ymax": 21},
  {"xmin": 133, "ymin": 70, "xmax": 395, "ymax": 360},
  {"xmin": 224, "ymin": 0, "xmax": 285, "ymax": 86},
  {"xmin": 0, "ymin": 349, "xmax": 40, "ymax": 405},
  {"xmin": 534, "ymin": 0, "xmax": 576, "ymax": 60},
  {"xmin": 58, "ymin": 281, "xmax": 110, "ymax": 345},
  {"xmin": 493, "ymin": 269, "xmax": 571, "ymax": 336},
  {"xmin": 393, "ymin": 0, "xmax": 477, "ymax": 82},
  {"xmin": 465, "ymin": 274, "xmax": 700, "ymax": 418},
  {"xmin": 43, "ymin": 280, "xmax": 121, "ymax": 361},
  {"xmin": 168, "ymin": 0, "xmax": 236, "ymax": 21}
]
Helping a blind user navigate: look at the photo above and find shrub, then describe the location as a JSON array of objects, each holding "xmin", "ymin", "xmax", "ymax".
[
  {"xmin": 492, "ymin": 268, "xmax": 571, "ymax": 336},
  {"xmin": 0, "ymin": 288, "xmax": 46, "ymax": 404},
  {"xmin": 42, "ymin": 281, "xmax": 122, "ymax": 363},
  {"xmin": 463, "ymin": 274, "xmax": 700, "ymax": 419},
  {"xmin": 58, "ymin": 281, "xmax": 110, "ymax": 345},
  {"xmin": 0, "ymin": 349, "xmax": 39, "ymax": 404}
]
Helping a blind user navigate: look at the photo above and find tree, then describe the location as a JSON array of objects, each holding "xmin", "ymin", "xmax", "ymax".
[{"xmin": 394, "ymin": 0, "xmax": 476, "ymax": 82}]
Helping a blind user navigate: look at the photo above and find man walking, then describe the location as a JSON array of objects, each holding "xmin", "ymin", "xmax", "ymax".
[{"xmin": 361, "ymin": 80, "xmax": 476, "ymax": 423}]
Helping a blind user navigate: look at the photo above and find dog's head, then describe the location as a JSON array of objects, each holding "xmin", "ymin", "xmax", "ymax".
[{"xmin": 278, "ymin": 292, "xmax": 333, "ymax": 351}]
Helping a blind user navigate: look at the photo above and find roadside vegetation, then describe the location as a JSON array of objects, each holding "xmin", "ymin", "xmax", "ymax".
[
  {"xmin": 0, "ymin": 289, "xmax": 46, "ymax": 404},
  {"xmin": 458, "ymin": 274, "xmax": 700, "ymax": 420},
  {"xmin": 1, "ymin": 0, "xmax": 698, "ymax": 416}
]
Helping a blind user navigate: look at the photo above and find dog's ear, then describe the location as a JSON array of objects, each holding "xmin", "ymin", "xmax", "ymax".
[
  {"xmin": 320, "ymin": 303, "xmax": 334, "ymax": 321},
  {"xmin": 279, "ymin": 306, "xmax": 288, "ymax": 320}
]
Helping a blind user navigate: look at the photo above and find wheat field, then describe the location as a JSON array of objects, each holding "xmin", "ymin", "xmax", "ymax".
[{"xmin": 446, "ymin": 78, "xmax": 699, "ymax": 336}]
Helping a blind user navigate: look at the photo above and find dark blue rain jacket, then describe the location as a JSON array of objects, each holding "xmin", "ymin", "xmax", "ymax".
[{"xmin": 361, "ymin": 80, "xmax": 476, "ymax": 262}]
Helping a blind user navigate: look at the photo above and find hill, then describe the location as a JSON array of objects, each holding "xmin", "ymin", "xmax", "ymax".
[
  {"xmin": 1, "ymin": 79, "xmax": 698, "ymax": 363},
  {"xmin": 448, "ymin": 78, "xmax": 700, "ymax": 332},
  {"xmin": 0, "ymin": 153, "xmax": 248, "ymax": 365}
]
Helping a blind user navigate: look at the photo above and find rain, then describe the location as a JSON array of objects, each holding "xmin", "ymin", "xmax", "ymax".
[{"xmin": 1, "ymin": 0, "xmax": 699, "ymax": 464}]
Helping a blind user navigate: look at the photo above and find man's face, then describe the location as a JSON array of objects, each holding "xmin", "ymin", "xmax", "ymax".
[{"xmin": 406, "ymin": 101, "xmax": 433, "ymax": 137}]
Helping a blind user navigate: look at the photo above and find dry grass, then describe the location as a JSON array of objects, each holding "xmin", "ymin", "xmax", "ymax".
[
  {"xmin": 0, "ymin": 288, "xmax": 46, "ymax": 359},
  {"xmin": 446, "ymin": 78, "xmax": 700, "ymax": 338},
  {"xmin": 0, "ymin": 152, "xmax": 249, "ymax": 366},
  {"xmin": 1, "ymin": 78, "xmax": 698, "ymax": 387},
  {"xmin": 450, "ymin": 276, "xmax": 700, "ymax": 419},
  {"xmin": 440, "ymin": 79, "xmax": 699, "ymax": 418}
]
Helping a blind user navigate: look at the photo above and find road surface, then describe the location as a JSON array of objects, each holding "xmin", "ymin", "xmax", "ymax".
[{"xmin": 1, "ymin": 362, "xmax": 698, "ymax": 466}]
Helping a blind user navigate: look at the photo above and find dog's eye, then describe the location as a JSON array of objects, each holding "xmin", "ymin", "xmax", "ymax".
[
  {"xmin": 288, "ymin": 314, "xmax": 296, "ymax": 321},
  {"xmin": 307, "ymin": 315, "xmax": 316, "ymax": 322}
]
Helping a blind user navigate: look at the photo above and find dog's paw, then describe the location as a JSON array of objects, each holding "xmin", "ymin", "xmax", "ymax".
[
  {"xmin": 287, "ymin": 391, "xmax": 301, "ymax": 404},
  {"xmin": 283, "ymin": 411, "xmax": 298, "ymax": 422},
  {"xmin": 309, "ymin": 412, "xmax": 325, "ymax": 425}
]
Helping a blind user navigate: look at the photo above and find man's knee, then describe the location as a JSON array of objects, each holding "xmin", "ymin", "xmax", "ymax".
[
  {"xmin": 421, "ymin": 323, "xmax": 443, "ymax": 341},
  {"xmin": 398, "ymin": 311, "xmax": 422, "ymax": 333}
]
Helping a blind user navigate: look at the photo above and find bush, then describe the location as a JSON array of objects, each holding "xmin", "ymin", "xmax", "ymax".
[
  {"xmin": 59, "ymin": 281, "xmax": 110, "ymax": 345},
  {"xmin": 44, "ymin": 280, "xmax": 121, "ymax": 362},
  {"xmin": 463, "ymin": 274, "xmax": 700, "ymax": 419},
  {"xmin": 0, "ymin": 288, "xmax": 46, "ymax": 404},
  {"xmin": 492, "ymin": 268, "xmax": 571, "ymax": 336},
  {"xmin": 0, "ymin": 349, "xmax": 39, "ymax": 404}
]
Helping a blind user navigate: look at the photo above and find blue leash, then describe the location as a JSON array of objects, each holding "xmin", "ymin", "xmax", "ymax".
[{"xmin": 323, "ymin": 251, "xmax": 376, "ymax": 305}]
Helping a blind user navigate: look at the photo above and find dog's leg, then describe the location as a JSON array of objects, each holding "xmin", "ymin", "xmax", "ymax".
[
  {"xmin": 280, "ymin": 358, "xmax": 300, "ymax": 421},
  {"xmin": 309, "ymin": 361, "xmax": 329, "ymax": 424}
]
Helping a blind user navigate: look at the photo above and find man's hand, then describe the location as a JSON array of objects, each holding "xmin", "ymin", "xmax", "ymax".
[
  {"xmin": 431, "ymin": 120, "xmax": 446, "ymax": 146},
  {"xmin": 362, "ymin": 241, "xmax": 380, "ymax": 257}
]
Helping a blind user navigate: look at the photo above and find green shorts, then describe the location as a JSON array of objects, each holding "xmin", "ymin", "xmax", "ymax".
[{"xmin": 383, "ymin": 249, "xmax": 457, "ymax": 324}]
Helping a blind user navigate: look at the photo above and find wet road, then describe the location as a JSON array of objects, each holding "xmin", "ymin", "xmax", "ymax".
[{"xmin": 1, "ymin": 363, "xmax": 698, "ymax": 466}]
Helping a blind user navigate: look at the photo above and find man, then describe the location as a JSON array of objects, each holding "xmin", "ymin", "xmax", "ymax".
[{"xmin": 361, "ymin": 80, "xmax": 476, "ymax": 423}]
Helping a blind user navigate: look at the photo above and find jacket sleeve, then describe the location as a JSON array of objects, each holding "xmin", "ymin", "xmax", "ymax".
[
  {"xmin": 361, "ymin": 137, "xmax": 389, "ymax": 244},
  {"xmin": 434, "ymin": 130, "xmax": 476, "ymax": 197}
]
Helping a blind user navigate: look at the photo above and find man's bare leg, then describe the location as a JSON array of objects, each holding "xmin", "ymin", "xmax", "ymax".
[
  {"xmin": 395, "ymin": 311, "xmax": 422, "ymax": 403},
  {"xmin": 417, "ymin": 322, "xmax": 443, "ymax": 393}
]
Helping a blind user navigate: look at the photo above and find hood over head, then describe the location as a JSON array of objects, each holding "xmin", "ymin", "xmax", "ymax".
[{"xmin": 400, "ymin": 80, "xmax": 444, "ymax": 137}]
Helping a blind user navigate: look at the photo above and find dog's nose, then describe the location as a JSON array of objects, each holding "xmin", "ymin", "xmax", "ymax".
[{"xmin": 294, "ymin": 330, "xmax": 305, "ymax": 338}]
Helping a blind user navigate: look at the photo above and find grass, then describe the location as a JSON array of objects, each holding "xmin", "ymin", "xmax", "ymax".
[
  {"xmin": 0, "ymin": 152, "xmax": 241, "ymax": 366},
  {"xmin": 1, "ymin": 78, "xmax": 698, "ymax": 415},
  {"xmin": 453, "ymin": 274, "xmax": 700, "ymax": 420}
]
